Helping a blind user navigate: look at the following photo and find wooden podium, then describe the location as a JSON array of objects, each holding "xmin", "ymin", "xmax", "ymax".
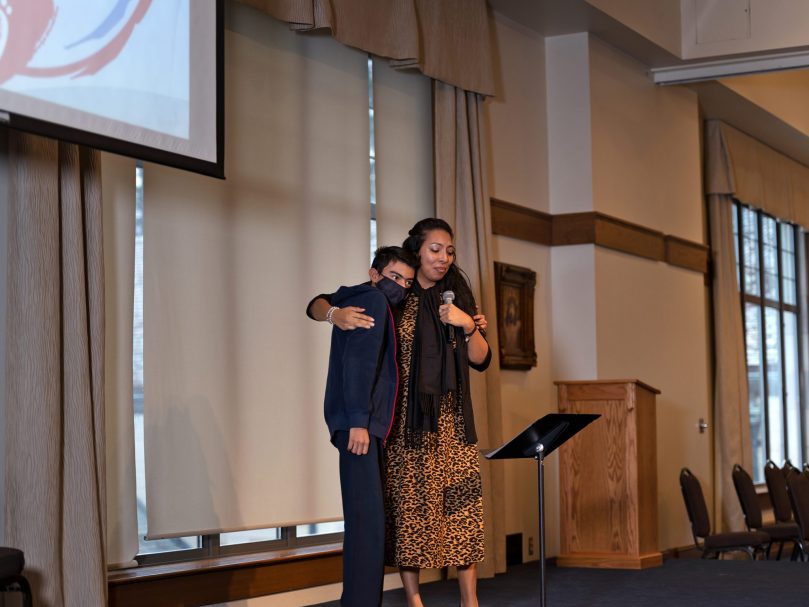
[{"xmin": 555, "ymin": 379, "xmax": 662, "ymax": 569}]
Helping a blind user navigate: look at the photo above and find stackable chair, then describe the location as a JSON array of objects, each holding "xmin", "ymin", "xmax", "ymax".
[
  {"xmin": 732, "ymin": 464, "xmax": 804, "ymax": 560},
  {"xmin": 680, "ymin": 468, "xmax": 769, "ymax": 559},
  {"xmin": 764, "ymin": 460, "xmax": 795, "ymax": 525},
  {"xmin": 784, "ymin": 459, "xmax": 801, "ymax": 481},
  {"xmin": 786, "ymin": 472, "xmax": 809, "ymax": 560},
  {"xmin": 0, "ymin": 547, "xmax": 32, "ymax": 607}
]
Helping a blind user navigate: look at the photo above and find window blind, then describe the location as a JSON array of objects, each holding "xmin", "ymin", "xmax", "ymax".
[
  {"xmin": 141, "ymin": 7, "xmax": 370, "ymax": 538},
  {"xmin": 373, "ymin": 58, "xmax": 434, "ymax": 246}
]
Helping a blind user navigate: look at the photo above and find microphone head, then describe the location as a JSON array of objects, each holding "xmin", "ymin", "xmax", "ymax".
[{"xmin": 441, "ymin": 290, "xmax": 455, "ymax": 305}]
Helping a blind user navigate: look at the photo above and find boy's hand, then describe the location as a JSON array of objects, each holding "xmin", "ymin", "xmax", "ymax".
[{"xmin": 348, "ymin": 427, "xmax": 370, "ymax": 455}]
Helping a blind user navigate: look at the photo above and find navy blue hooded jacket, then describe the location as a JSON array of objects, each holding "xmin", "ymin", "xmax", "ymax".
[{"xmin": 323, "ymin": 283, "xmax": 398, "ymax": 441}]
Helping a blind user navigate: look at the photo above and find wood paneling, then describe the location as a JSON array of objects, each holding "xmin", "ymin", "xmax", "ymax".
[
  {"xmin": 550, "ymin": 212, "xmax": 598, "ymax": 246},
  {"xmin": 593, "ymin": 215, "xmax": 665, "ymax": 261},
  {"xmin": 108, "ymin": 545, "xmax": 343, "ymax": 607},
  {"xmin": 556, "ymin": 380, "xmax": 662, "ymax": 570},
  {"xmin": 490, "ymin": 198, "xmax": 710, "ymax": 277},
  {"xmin": 664, "ymin": 235, "xmax": 710, "ymax": 274},
  {"xmin": 490, "ymin": 198, "xmax": 552, "ymax": 245}
]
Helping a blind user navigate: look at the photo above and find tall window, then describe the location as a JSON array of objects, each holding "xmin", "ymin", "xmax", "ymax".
[
  {"xmin": 368, "ymin": 55, "xmax": 377, "ymax": 260},
  {"xmin": 733, "ymin": 202, "xmax": 805, "ymax": 483}
]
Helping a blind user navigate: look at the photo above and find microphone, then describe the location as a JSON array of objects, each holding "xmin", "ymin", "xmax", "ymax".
[{"xmin": 441, "ymin": 290, "xmax": 455, "ymax": 340}]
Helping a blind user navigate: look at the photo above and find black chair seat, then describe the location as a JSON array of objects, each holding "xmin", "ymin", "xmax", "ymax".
[
  {"xmin": 704, "ymin": 531, "xmax": 770, "ymax": 551},
  {"xmin": 0, "ymin": 548, "xmax": 24, "ymax": 578},
  {"xmin": 760, "ymin": 522, "xmax": 801, "ymax": 541}
]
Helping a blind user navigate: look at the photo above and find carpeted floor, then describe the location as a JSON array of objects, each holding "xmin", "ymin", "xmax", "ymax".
[{"xmin": 308, "ymin": 559, "xmax": 809, "ymax": 606}]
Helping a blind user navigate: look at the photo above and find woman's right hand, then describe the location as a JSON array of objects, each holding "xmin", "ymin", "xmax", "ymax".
[{"xmin": 332, "ymin": 306, "xmax": 375, "ymax": 330}]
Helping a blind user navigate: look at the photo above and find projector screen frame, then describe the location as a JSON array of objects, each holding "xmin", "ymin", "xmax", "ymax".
[{"xmin": 0, "ymin": 0, "xmax": 225, "ymax": 180}]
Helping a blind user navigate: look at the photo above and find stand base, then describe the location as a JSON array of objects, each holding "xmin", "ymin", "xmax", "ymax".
[{"xmin": 556, "ymin": 551, "xmax": 662, "ymax": 570}]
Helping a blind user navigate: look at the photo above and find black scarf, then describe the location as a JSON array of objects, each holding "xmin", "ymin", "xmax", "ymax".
[{"xmin": 405, "ymin": 281, "xmax": 472, "ymax": 446}]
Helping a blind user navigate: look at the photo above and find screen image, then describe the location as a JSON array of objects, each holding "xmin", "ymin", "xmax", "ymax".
[{"xmin": 0, "ymin": 0, "xmax": 222, "ymax": 177}]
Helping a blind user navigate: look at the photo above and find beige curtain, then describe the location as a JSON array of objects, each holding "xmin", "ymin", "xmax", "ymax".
[
  {"xmin": 706, "ymin": 119, "xmax": 809, "ymax": 227},
  {"xmin": 101, "ymin": 152, "xmax": 139, "ymax": 569},
  {"xmin": 434, "ymin": 80, "xmax": 505, "ymax": 576},
  {"xmin": 235, "ymin": 0, "xmax": 495, "ymax": 96},
  {"xmin": 4, "ymin": 130, "xmax": 107, "ymax": 605},
  {"xmin": 708, "ymin": 194, "xmax": 751, "ymax": 532}
]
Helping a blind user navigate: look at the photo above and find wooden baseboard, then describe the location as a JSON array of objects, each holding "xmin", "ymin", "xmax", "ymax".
[
  {"xmin": 556, "ymin": 551, "xmax": 663, "ymax": 570},
  {"xmin": 108, "ymin": 544, "xmax": 343, "ymax": 607}
]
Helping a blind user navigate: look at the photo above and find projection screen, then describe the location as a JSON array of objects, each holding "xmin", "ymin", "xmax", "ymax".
[{"xmin": 0, "ymin": 0, "xmax": 223, "ymax": 178}]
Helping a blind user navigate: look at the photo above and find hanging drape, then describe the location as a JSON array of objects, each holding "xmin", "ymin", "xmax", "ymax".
[
  {"xmin": 433, "ymin": 81, "xmax": 505, "ymax": 576},
  {"xmin": 707, "ymin": 194, "xmax": 751, "ymax": 533},
  {"xmin": 3, "ymin": 130, "xmax": 107, "ymax": 605},
  {"xmin": 705, "ymin": 120, "xmax": 757, "ymax": 532},
  {"xmin": 101, "ymin": 152, "xmax": 140, "ymax": 569},
  {"xmin": 706, "ymin": 119, "xmax": 809, "ymax": 227},
  {"xmin": 236, "ymin": 0, "xmax": 495, "ymax": 96}
]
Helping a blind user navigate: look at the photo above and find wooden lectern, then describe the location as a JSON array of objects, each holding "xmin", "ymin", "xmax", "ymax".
[{"xmin": 555, "ymin": 379, "xmax": 662, "ymax": 569}]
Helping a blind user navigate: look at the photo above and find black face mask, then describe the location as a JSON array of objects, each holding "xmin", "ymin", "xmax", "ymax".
[{"xmin": 376, "ymin": 276, "xmax": 408, "ymax": 306}]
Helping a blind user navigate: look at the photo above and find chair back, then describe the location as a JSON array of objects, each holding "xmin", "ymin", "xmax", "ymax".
[
  {"xmin": 765, "ymin": 459, "xmax": 793, "ymax": 522},
  {"xmin": 680, "ymin": 467, "xmax": 711, "ymax": 539},
  {"xmin": 732, "ymin": 464, "xmax": 762, "ymax": 529},
  {"xmin": 786, "ymin": 472, "xmax": 809, "ymax": 541},
  {"xmin": 784, "ymin": 459, "xmax": 800, "ymax": 481}
]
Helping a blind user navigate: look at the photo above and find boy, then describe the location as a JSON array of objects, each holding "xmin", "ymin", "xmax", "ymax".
[{"xmin": 323, "ymin": 246, "xmax": 417, "ymax": 607}]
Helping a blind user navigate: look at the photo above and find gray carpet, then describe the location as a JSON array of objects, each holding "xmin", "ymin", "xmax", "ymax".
[{"xmin": 308, "ymin": 559, "xmax": 809, "ymax": 606}]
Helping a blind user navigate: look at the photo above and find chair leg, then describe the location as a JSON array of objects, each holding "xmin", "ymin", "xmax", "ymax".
[
  {"xmin": 744, "ymin": 547, "xmax": 755, "ymax": 560},
  {"xmin": 765, "ymin": 542, "xmax": 773, "ymax": 560},
  {"xmin": 3, "ymin": 575, "xmax": 33, "ymax": 607},
  {"xmin": 19, "ymin": 575, "xmax": 33, "ymax": 607},
  {"xmin": 776, "ymin": 540, "xmax": 785, "ymax": 560}
]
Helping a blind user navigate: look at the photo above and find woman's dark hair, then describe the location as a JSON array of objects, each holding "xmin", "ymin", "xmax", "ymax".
[{"xmin": 403, "ymin": 217, "xmax": 477, "ymax": 314}]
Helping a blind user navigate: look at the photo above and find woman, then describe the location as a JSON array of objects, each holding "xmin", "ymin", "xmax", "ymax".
[{"xmin": 308, "ymin": 218, "xmax": 490, "ymax": 607}]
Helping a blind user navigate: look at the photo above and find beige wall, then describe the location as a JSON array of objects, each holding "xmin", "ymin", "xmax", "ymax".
[
  {"xmin": 486, "ymin": 14, "xmax": 554, "ymax": 561},
  {"xmin": 492, "ymin": 236, "xmax": 556, "ymax": 559},
  {"xmin": 594, "ymin": 249, "xmax": 712, "ymax": 549},
  {"xmin": 586, "ymin": 0, "xmax": 681, "ymax": 56},
  {"xmin": 681, "ymin": 0, "xmax": 809, "ymax": 59},
  {"xmin": 487, "ymin": 14, "xmax": 549, "ymax": 212},
  {"xmin": 589, "ymin": 36, "xmax": 703, "ymax": 240},
  {"xmin": 720, "ymin": 70, "xmax": 809, "ymax": 140},
  {"xmin": 588, "ymin": 34, "xmax": 712, "ymax": 550},
  {"xmin": 486, "ymin": 22, "xmax": 713, "ymax": 559}
]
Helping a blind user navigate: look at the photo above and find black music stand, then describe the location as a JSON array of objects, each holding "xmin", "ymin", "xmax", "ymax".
[{"xmin": 486, "ymin": 413, "xmax": 599, "ymax": 607}]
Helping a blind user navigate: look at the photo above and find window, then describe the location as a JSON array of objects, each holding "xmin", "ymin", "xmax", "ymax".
[
  {"xmin": 130, "ymin": 54, "xmax": 382, "ymax": 565},
  {"xmin": 369, "ymin": 55, "xmax": 377, "ymax": 260},
  {"xmin": 132, "ymin": 162, "xmax": 346, "ymax": 564},
  {"xmin": 734, "ymin": 202, "xmax": 806, "ymax": 484}
]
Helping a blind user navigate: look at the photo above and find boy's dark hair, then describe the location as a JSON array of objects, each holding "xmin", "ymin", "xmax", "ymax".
[{"xmin": 371, "ymin": 246, "xmax": 419, "ymax": 273}]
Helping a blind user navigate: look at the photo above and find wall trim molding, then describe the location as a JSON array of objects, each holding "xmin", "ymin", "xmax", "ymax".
[{"xmin": 490, "ymin": 198, "xmax": 710, "ymax": 276}]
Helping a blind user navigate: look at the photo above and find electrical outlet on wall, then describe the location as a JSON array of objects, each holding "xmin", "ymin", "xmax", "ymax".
[{"xmin": 528, "ymin": 536, "xmax": 534, "ymax": 556}]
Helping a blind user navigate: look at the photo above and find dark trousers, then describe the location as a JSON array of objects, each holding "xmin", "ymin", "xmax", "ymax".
[{"xmin": 333, "ymin": 430, "xmax": 385, "ymax": 607}]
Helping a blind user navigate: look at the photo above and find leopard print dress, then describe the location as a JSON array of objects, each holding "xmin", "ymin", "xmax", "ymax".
[{"xmin": 383, "ymin": 291, "xmax": 485, "ymax": 569}]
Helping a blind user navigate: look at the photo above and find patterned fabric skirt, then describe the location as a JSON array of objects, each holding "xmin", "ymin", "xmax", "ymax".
[{"xmin": 383, "ymin": 295, "xmax": 484, "ymax": 568}]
